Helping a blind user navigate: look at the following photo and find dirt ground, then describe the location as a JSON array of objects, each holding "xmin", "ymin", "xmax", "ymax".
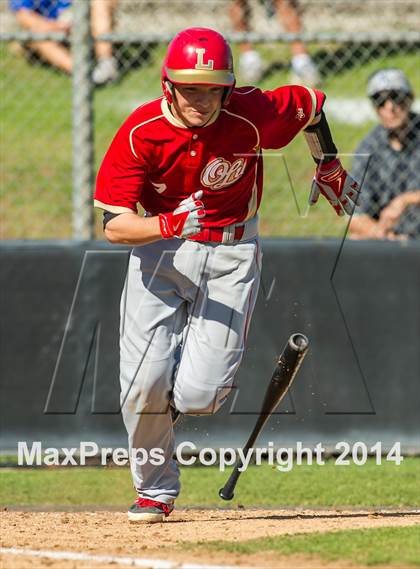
[{"xmin": 1, "ymin": 508, "xmax": 419, "ymax": 569}]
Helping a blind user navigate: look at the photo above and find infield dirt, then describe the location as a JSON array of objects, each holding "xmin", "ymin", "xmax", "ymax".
[{"xmin": 1, "ymin": 508, "xmax": 419, "ymax": 568}]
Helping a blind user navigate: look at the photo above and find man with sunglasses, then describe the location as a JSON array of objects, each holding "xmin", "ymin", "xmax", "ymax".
[{"xmin": 349, "ymin": 68, "xmax": 420, "ymax": 240}]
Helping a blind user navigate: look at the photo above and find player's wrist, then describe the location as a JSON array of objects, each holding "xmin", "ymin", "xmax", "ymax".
[
  {"xmin": 158, "ymin": 191, "xmax": 205, "ymax": 239},
  {"xmin": 158, "ymin": 212, "xmax": 175, "ymax": 239},
  {"xmin": 317, "ymin": 157, "xmax": 342, "ymax": 174},
  {"xmin": 304, "ymin": 111, "xmax": 338, "ymax": 164}
]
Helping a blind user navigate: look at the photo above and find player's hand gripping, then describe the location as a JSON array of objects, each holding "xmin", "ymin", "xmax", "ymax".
[
  {"xmin": 159, "ymin": 190, "xmax": 205, "ymax": 239},
  {"xmin": 309, "ymin": 158, "xmax": 360, "ymax": 216}
]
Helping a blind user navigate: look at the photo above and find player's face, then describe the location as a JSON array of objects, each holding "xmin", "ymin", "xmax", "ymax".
[
  {"xmin": 372, "ymin": 91, "xmax": 412, "ymax": 130},
  {"xmin": 172, "ymin": 84, "xmax": 224, "ymax": 127}
]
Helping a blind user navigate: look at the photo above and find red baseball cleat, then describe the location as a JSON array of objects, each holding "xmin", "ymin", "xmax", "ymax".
[{"xmin": 127, "ymin": 497, "xmax": 174, "ymax": 523}]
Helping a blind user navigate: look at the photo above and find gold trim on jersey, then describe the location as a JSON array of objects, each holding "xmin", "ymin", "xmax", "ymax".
[
  {"xmin": 93, "ymin": 200, "xmax": 135, "ymax": 214},
  {"xmin": 234, "ymin": 87, "xmax": 257, "ymax": 95},
  {"xmin": 129, "ymin": 113, "xmax": 164, "ymax": 158},
  {"xmin": 302, "ymin": 87, "xmax": 317, "ymax": 129},
  {"xmin": 161, "ymin": 98, "xmax": 188, "ymax": 128},
  {"xmin": 244, "ymin": 158, "xmax": 260, "ymax": 221},
  {"xmin": 164, "ymin": 67, "xmax": 234, "ymax": 86},
  {"xmin": 219, "ymin": 108, "xmax": 260, "ymax": 221}
]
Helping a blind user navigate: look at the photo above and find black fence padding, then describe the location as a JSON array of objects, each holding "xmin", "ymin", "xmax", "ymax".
[{"xmin": 1, "ymin": 239, "xmax": 419, "ymax": 453}]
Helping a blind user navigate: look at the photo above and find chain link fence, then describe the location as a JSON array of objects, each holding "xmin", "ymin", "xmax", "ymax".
[{"xmin": 1, "ymin": 0, "xmax": 419, "ymax": 239}]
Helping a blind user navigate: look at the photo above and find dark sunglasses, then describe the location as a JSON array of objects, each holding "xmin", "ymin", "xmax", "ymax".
[{"xmin": 370, "ymin": 90, "xmax": 410, "ymax": 108}]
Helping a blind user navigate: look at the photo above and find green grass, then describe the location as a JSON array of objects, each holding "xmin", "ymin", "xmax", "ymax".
[
  {"xmin": 1, "ymin": 458, "xmax": 419, "ymax": 507},
  {"xmin": 195, "ymin": 526, "xmax": 420, "ymax": 566},
  {"xmin": 1, "ymin": 458, "xmax": 418, "ymax": 567},
  {"xmin": 1, "ymin": 42, "xmax": 419, "ymax": 238}
]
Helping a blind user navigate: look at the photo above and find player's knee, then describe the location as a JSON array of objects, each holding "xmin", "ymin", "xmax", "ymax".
[
  {"xmin": 122, "ymin": 387, "xmax": 170, "ymax": 416},
  {"xmin": 174, "ymin": 386, "xmax": 232, "ymax": 416},
  {"xmin": 120, "ymin": 366, "xmax": 171, "ymax": 415}
]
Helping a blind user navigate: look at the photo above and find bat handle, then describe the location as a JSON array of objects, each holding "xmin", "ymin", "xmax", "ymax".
[{"xmin": 218, "ymin": 333, "xmax": 309, "ymax": 501}]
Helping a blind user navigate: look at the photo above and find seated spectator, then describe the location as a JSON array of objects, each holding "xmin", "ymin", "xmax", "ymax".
[
  {"xmin": 349, "ymin": 68, "xmax": 420, "ymax": 240},
  {"xmin": 229, "ymin": 0, "xmax": 320, "ymax": 85},
  {"xmin": 9, "ymin": 0, "xmax": 119, "ymax": 85}
]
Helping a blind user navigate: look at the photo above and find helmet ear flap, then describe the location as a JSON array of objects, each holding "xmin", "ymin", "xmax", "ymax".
[
  {"xmin": 162, "ymin": 79, "xmax": 174, "ymax": 104},
  {"xmin": 222, "ymin": 84, "xmax": 235, "ymax": 106}
]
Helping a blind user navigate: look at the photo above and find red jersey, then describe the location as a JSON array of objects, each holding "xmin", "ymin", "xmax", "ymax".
[{"xmin": 94, "ymin": 85, "xmax": 324, "ymax": 227}]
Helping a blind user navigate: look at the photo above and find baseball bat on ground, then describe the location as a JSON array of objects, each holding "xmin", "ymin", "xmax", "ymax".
[{"xmin": 219, "ymin": 333, "xmax": 309, "ymax": 501}]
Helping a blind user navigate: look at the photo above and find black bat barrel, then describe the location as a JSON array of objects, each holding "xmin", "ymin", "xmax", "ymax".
[
  {"xmin": 219, "ymin": 333, "xmax": 309, "ymax": 501},
  {"xmin": 271, "ymin": 333, "xmax": 309, "ymax": 395}
]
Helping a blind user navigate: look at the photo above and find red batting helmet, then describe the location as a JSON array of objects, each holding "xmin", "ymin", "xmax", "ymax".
[{"xmin": 162, "ymin": 27, "xmax": 235, "ymax": 105}]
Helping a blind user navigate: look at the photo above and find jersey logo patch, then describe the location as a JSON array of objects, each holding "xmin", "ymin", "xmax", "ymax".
[
  {"xmin": 200, "ymin": 157, "xmax": 246, "ymax": 190},
  {"xmin": 296, "ymin": 108, "xmax": 306, "ymax": 121}
]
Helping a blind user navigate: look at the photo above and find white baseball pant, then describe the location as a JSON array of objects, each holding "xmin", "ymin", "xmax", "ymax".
[{"xmin": 120, "ymin": 236, "xmax": 262, "ymax": 503}]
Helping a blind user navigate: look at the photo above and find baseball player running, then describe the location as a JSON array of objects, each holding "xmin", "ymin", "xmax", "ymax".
[{"xmin": 94, "ymin": 27, "xmax": 359, "ymax": 523}]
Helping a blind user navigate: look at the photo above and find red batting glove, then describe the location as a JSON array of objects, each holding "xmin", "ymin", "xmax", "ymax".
[
  {"xmin": 159, "ymin": 190, "xmax": 205, "ymax": 239},
  {"xmin": 309, "ymin": 158, "xmax": 360, "ymax": 216}
]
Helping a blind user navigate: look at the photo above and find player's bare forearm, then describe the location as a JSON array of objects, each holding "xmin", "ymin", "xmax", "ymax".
[
  {"xmin": 100, "ymin": 192, "xmax": 205, "ymax": 244},
  {"xmin": 104, "ymin": 213, "xmax": 163, "ymax": 245}
]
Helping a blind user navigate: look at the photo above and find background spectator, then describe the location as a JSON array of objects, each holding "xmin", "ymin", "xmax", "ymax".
[
  {"xmin": 229, "ymin": 0, "xmax": 320, "ymax": 85},
  {"xmin": 349, "ymin": 68, "xmax": 420, "ymax": 240},
  {"xmin": 9, "ymin": 0, "xmax": 119, "ymax": 85}
]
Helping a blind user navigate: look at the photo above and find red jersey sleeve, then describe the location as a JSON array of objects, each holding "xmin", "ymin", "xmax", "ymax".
[
  {"xmin": 94, "ymin": 119, "xmax": 148, "ymax": 214},
  {"xmin": 233, "ymin": 85, "xmax": 325, "ymax": 150}
]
